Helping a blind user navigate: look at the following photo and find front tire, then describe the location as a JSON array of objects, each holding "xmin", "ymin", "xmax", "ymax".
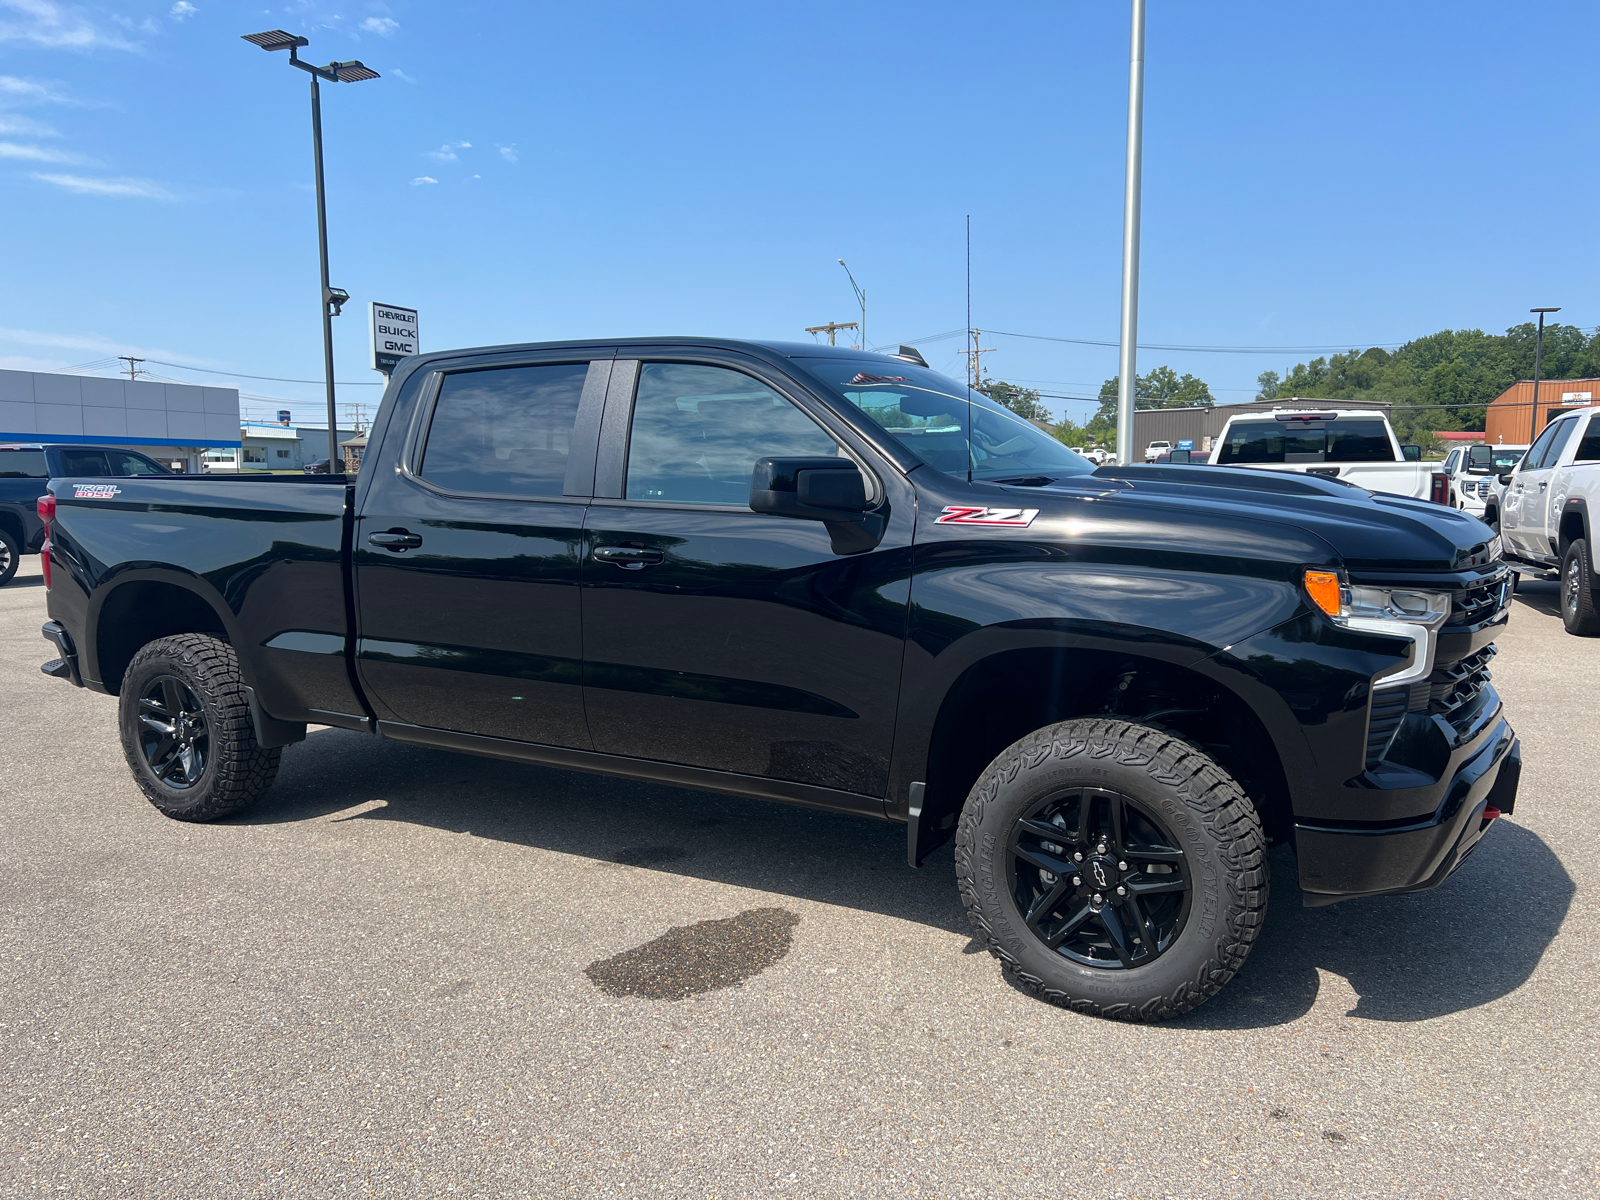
[
  {"xmin": 1560, "ymin": 538, "xmax": 1600, "ymax": 636},
  {"xmin": 955, "ymin": 718, "xmax": 1267, "ymax": 1022},
  {"xmin": 118, "ymin": 634, "xmax": 282, "ymax": 821}
]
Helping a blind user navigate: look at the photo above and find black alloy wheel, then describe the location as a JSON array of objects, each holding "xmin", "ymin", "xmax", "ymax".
[
  {"xmin": 1009, "ymin": 787, "xmax": 1190, "ymax": 970},
  {"xmin": 137, "ymin": 676, "xmax": 211, "ymax": 788}
]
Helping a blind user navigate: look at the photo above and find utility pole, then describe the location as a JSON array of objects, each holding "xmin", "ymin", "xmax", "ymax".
[
  {"xmin": 805, "ymin": 321, "xmax": 859, "ymax": 346},
  {"xmin": 117, "ymin": 356, "xmax": 147, "ymax": 382},
  {"xmin": 1115, "ymin": 0, "xmax": 1147, "ymax": 466},
  {"xmin": 961, "ymin": 329, "xmax": 996, "ymax": 389}
]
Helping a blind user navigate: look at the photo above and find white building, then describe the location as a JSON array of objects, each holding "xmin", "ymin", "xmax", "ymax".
[
  {"xmin": 202, "ymin": 421, "xmax": 361, "ymax": 472},
  {"xmin": 0, "ymin": 369, "xmax": 240, "ymax": 471}
]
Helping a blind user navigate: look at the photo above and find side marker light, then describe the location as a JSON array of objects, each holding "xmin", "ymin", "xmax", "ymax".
[{"xmin": 1305, "ymin": 570, "xmax": 1342, "ymax": 617}]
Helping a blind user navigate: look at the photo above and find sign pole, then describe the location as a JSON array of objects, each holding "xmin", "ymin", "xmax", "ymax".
[{"xmin": 1115, "ymin": 0, "xmax": 1146, "ymax": 467}]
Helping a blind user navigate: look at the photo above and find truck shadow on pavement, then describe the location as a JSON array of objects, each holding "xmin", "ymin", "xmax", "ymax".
[
  {"xmin": 240, "ymin": 727, "xmax": 1572, "ymax": 1028},
  {"xmin": 1512, "ymin": 579, "xmax": 1563, "ymax": 620}
]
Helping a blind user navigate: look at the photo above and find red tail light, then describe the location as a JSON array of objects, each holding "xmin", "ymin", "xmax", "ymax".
[
  {"xmin": 37, "ymin": 493, "xmax": 55, "ymax": 525},
  {"xmin": 1429, "ymin": 472, "xmax": 1449, "ymax": 505}
]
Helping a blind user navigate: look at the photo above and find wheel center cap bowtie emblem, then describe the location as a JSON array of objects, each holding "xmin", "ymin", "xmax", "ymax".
[{"xmin": 1090, "ymin": 859, "xmax": 1111, "ymax": 888}]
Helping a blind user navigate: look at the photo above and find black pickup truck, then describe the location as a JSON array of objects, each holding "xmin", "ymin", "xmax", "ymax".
[
  {"xmin": 0, "ymin": 443, "xmax": 172, "ymax": 585},
  {"xmin": 36, "ymin": 339, "xmax": 1519, "ymax": 1020}
]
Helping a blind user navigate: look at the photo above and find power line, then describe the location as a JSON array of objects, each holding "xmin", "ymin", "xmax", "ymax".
[{"xmin": 141, "ymin": 358, "xmax": 384, "ymax": 385}]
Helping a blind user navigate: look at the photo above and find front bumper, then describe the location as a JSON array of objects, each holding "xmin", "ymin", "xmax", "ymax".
[{"xmin": 1296, "ymin": 719, "xmax": 1519, "ymax": 905}]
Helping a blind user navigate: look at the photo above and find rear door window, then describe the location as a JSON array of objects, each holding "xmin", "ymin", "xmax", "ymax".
[
  {"xmin": 624, "ymin": 363, "xmax": 840, "ymax": 505},
  {"xmin": 0, "ymin": 449, "xmax": 47, "ymax": 478},
  {"xmin": 57, "ymin": 450, "xmax": 110, "ymax": 475},
  {"xmin": 419, "ymin": 362, "xmax": 589, "ymax": 497},
  {"xmin": 1573, "ymin": 415, "xmax": 1600, "ymax": 463}
]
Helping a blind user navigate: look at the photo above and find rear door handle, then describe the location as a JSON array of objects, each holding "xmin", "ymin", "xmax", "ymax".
[
  {"xmin": 368, "ymin": 530, "xmax": 423, "ymax": 552},
  {"xmin": 593, "ymin": 544, "xmax": 663, "ymax": 569},
  {"xmin": 1539, "ymin": 482, "xmax": 1548, "ymax": 492}
]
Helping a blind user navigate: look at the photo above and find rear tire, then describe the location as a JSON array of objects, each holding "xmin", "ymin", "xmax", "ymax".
[
  {"xmin": 955, "ymin": 718, "xmax": 1267, "ymax": 1022},
  {"xmin": 0, "ymin": 526, "xmax": 19, "ymax": 586},
  {"xmin": 118, "ymin": 634, "xmax": 281, "ymax": 821},
  {"xmin": 1560, "ymin": 539, "xmax": 1600, "ymax": 636}
]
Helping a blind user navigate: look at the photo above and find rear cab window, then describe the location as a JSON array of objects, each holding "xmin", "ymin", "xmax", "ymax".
[
  {"xmin": 0, "ymin": 449, "xmax": 47, "ymax": 478},
  {"xmin": 1574, "ymin": 415, "xmax": 1600, "ymax": 463},
  {"xmin": 1215, "ymin": 418, "xmax": 1396, "ymax": 465}
]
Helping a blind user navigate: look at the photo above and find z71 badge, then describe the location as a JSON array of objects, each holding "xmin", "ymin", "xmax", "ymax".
[
  {"xmin": 73, "ymin": 484, "xmax": 121, "ymax": 499},
  {"xmin": 935, "ymin": 505, "xmax": 1039, "ymax": 527}
]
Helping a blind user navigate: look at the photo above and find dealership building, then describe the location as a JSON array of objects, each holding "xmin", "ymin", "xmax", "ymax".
[{"xmin": 0, "ymin": 368, "xmax": 242, "ymax": 471}]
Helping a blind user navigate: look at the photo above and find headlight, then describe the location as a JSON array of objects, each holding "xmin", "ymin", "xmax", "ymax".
[{"xmin": 1304, "ymin": 570, "xmax": 1450, "ymax": 687}]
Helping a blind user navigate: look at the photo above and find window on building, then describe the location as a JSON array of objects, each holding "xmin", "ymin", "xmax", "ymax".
[
  {"xmin": 276, "ymin": 449, "xmax": 291, "ymax": 459},
  {"xmin": 242, "ymin": 447, "xmax": 268, "ymax": 464}
]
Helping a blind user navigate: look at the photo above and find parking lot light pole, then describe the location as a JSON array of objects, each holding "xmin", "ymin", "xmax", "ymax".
[
  {"xmin": 1115, "ymin": 0, "xmax": 1146, "ymax": 466},
  {"xmin": 1530, "ymin": 307, "xmax": 1560, "ymax": 441},
  {"xmin": 242, "ymin": 30, "xmax": 379, "ymax": 471}
]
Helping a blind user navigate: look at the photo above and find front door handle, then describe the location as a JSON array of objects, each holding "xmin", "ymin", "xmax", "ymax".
[
  {"xmin": 369, "ymin": 530, "xmax": 423, "ymax": 552},
  {"xmin": 593, "ymin": 544, "xmax": 664, "ymax": 569}
]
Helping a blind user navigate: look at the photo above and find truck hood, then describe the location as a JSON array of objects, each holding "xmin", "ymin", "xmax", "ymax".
[{"xmin": 1032, "ymin": 464, "xmax": 1496, "ymax": 573}]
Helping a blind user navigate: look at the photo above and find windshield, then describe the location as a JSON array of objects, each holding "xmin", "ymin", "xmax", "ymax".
[
  {"xmin": 792, "ymin": 357, "xmax": 1093, "ymax": 483},
  {"xmin": 1467, "ymin": 445, "xmax": 1527, "ymax": 471},
  {"xmin": 1215, "ymin": 418, "xmax": 1395, "ymax": 464}
]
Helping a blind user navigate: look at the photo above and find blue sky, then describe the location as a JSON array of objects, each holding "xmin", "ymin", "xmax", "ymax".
[{"xmin": 2, "ymin": 0, "xmax": 1597, "ymax": 427}]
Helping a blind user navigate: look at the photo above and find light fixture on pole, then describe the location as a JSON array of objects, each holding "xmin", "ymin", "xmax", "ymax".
[
  {"xmin": 1530, "ymin": 307, "xmax": 1560, "ymax": 439},
  {"xmin": 1115, "ymin": 0, "xmax": 1146, "ymax": 466},
  {"xmin": 838, "ymin": 260, "xmax": 866, "ymax": 351},
  {"xmin": 243, "ymin": 29, "xmax": 379, "ymax": 472}
]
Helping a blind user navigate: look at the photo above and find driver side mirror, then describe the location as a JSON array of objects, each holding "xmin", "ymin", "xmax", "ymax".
[
  {"xmin": 1401, "ymin": 445, "xmax": 1422, "ymax": 462},
  {"xmin": 750, "ymin": 457, "xmax": 885, "ymax": 555},
  {"xmin": 1498, "ymin": 471, "xmax": 1515, "ymax": 485}
]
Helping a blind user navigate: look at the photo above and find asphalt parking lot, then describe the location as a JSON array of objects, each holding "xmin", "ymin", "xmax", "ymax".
[{"xmin": 2, "ymin": 555, "xmax": 1596, "ymax": 1199}]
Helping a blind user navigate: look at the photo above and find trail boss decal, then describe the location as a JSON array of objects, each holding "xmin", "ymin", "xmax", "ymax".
[
  {"xmin": 935, "ymin": 505, "xmax": 1040, "ymax": 527},
  {"xmin": 73, "ymin": 484, "xmax": 121, "ymax": 499}
]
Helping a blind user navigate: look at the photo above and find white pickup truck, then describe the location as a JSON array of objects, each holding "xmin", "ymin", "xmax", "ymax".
[
  {"xmin": 1444, "ymin": 442, "xmax": 1529, "ymax": 516},
  {"xmin": 1490, "ymin": 407, "xmax": 1600, "ymax": 634},
  {"xmin": 1211, "ymin": 409, "xmax": 1446, "ymax": 501}
]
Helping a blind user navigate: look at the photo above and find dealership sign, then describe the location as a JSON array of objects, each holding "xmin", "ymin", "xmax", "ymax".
[{"xmin": 371, "ymin": 303, "xmax": 419, "ymax": 374}]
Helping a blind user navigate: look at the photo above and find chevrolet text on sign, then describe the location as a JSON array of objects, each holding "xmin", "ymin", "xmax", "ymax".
[{"xmin": 371, "ymin": 303, "xmax": 419, "ymax": 373}]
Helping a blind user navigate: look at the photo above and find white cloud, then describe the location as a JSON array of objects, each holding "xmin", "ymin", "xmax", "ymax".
[
  {"xmin": 0, "ymin": 325, "xmax": 208, "ymax": 363},
  {"xmin": 497, "ymin": 144, "xmax": 518, "ymax": 164},
  {"xmin": 0, "ymin": 140, "xmax": 90, "ymax": 163},
  {"xmin": 426, "ymin": 140, "xmax": 470, "ymax": 163},
  {"xmin": 0, "ymin": 0, "xmax": 137, "ymax": 50},
  {"xmin": 169, "ymin": 1, "xmax": 196, "ymax": 19},
  {"xmin": 359, "ymin": 16, "xmax": 397, "ymax": 35},
  {"xmin": 389, "ymin": 67, "xmax": 417, "ymax": 83},
  {"xmin": 0, "ymin": 114, "xmax": 57, "ymax": 136},
  {"xmin": 410, "ymin": 175, "xmax": 437, "ymax": 185},
  {"xmin": 0, "ymin": 75, "xmax": 74, "ymax": 105},
  {"xmin": 32, "ymin": 173, "xmax": 174, "ymax": 199}
]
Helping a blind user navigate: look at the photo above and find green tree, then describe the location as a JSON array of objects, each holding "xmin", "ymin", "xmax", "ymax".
[
  {"xmin": 1051, "ymin": 417, "xmax": 1090, "ymax": 447},
  {"xmin": 1255, "ymin": 370, "xmax": 1281, "ymax": 402},
  {"xmin": 1095, "ymin": 366, "xmax": 1214, "ymax": 421},
  {"xmin": 1266, "ymin": 323, "xmax": 1600, "ymax": 438},
  {"xmin": 980, "ymin": 379, "xmax": 1051, "ymax": 422}
]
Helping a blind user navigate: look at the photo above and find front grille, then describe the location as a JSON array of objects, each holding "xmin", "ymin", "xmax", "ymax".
[
  {"xmin": 1430, "ymin": 644, "xmax": 1496, "ymax": 717},
  {"xmin": 1366, "ymin": 688, "xmax": 1409, "ymax": 768},
  {"xmin": 1446, "ymin": 573, "xmax": 1511, "ymax": 627}
]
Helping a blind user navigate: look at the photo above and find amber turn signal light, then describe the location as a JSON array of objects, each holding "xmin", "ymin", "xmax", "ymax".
[{"xmin": 1304, "ymin": 570, "xmax": 1342, "ymax": 617}]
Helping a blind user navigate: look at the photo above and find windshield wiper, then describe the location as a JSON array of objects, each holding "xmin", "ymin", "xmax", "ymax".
[{"xmin": 988, "ymin": 475, "xmax": 1057, "ymax": 487}]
